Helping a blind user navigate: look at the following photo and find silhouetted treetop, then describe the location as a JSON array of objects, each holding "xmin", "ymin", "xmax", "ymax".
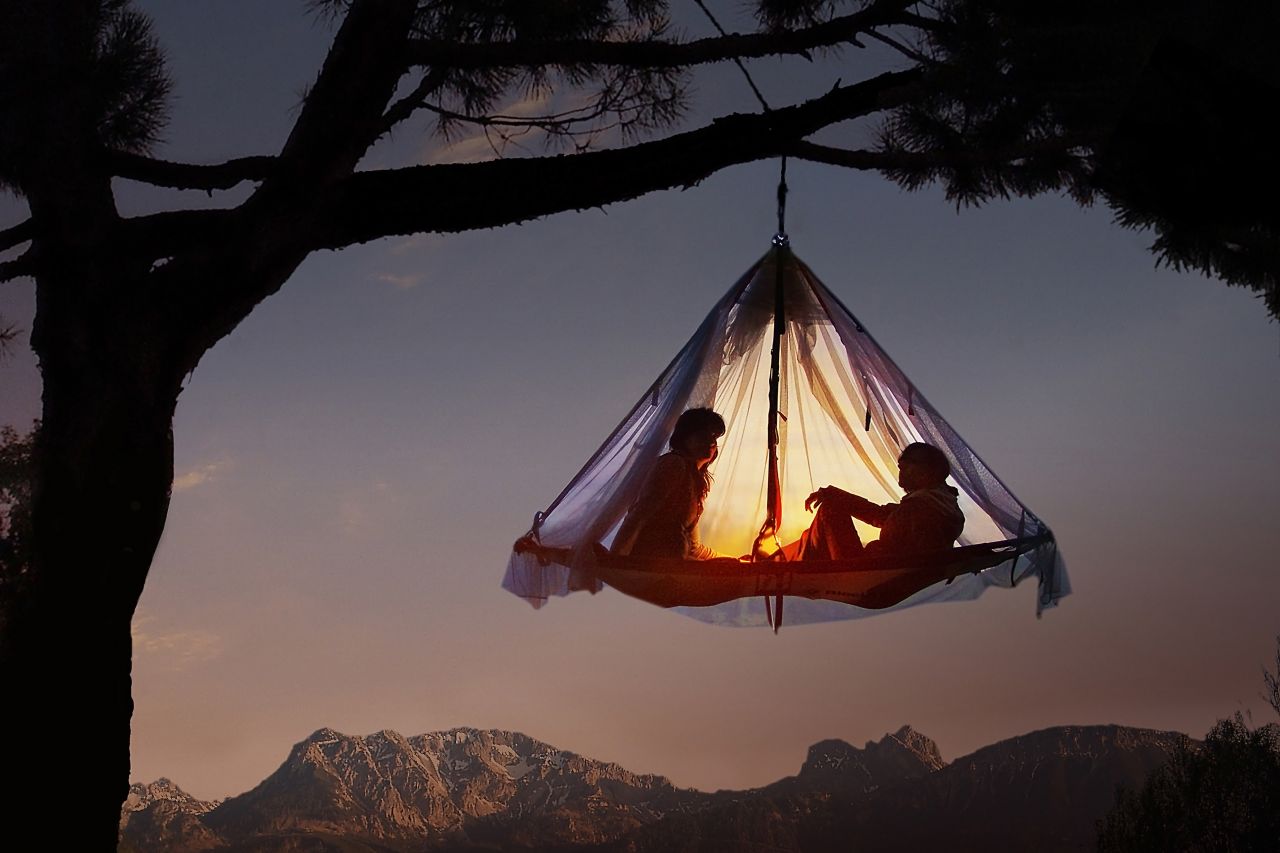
[
  {"xmin": 1098, "ymin": 638, "xmax": 1280, "ymax": 853},
  {"xmin": 3, "ymin": 0, "xmax": 1275, "ymax": 316},
  {"xmin": 0, "ymin": 422, "xmax": 35, "ymax": 634},
  {"xmin": 884, "ymin": 0, "xmax": 1280, "ymax": 315},
  {"xmin": 0, "ymin": 0, "xmax": 169, "ymax": 193}
]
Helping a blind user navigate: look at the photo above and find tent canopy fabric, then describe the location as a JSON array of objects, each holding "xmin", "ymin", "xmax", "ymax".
[{"xmin": 502, "ymin": 245, "xmax": 1069, "ymax": 627}]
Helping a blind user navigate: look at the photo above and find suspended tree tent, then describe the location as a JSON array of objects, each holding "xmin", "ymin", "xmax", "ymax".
[{"xmin": 503, "ymin": 241, "xmax": 1069, "ymax": 628}]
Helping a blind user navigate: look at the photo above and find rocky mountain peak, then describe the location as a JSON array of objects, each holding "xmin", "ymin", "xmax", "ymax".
[
  {"xmin": 124, "ymin": 778, "xmax": 218, "ymax": 815},
  {"xmin": 121, "ymin": 779, "xmax": 222, "ymax": 853},
  {"xmin": 785, "ymin": 727, "xmax": 946, "ymax": 796},
  {"xmin": 121, "ymin": 723, "xmax": 1194, "ymax": 853},
  {"xmin": 302, "ymin": 725, "xmax": 343, "ymax": 744},
  {"xmin": 879, "ymin": 724, "xmax": 946, "ymax": 770}
]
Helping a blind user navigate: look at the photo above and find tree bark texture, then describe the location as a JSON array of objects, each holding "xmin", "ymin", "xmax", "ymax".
[{"xmin": 3, "ymin": 259, "xmax": 182, "ymax": 848}]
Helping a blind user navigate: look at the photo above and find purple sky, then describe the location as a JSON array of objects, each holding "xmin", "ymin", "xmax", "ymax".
[{"xmin": 2, "ymin": 3, "xmax": 1278, "ymax": 801}]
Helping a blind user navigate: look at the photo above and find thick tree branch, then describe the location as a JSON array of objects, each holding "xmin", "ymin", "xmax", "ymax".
[
  {"xmin": 379, "ymin": 67, "xmax": 448, "ymax": 135},
  {"xmin": 256, "ymin": 0, "xmax": 418, "ymax": 199},
  {"xmin": 0, "ymin": 252, "xmax": 35, "ymax": 282},
  {"xmin": 153, "ymin": 71, "xmax": 938, "ymax": 372},
  {"xmin": 1, "ymin": 220, "xmax": 34, "ymax": 253},
  {"xmin": 311, "ymin": 68, "xmax": 926, "ymax": 248},
  {"xmin": 118, "ymin": 209, "xmax": 239, "ymax": 264},
  {"xmin": 2, "ymin": 208, "xmax": 234, "ymax": 281},
  {"xmin": 158, "ymin": 0, "xmax": 424, "ymax": 371},
  {"xmin": 789, "ymin": 136, "xmax": 1097, "ymax": 171},
  {"xmin": 407, "ymin": 1, "xmax": 923, "ymax": 70},
  {"xmin": 787, "ymin": 144, "xmax": 886, "ymax": 170},
  {"xmin": 108, "ymin": 151, "xmax": 274, "ymax": 191}
]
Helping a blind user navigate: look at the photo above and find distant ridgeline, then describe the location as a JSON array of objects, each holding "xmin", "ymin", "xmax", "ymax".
[{"xmin": 120, "ymin": 724, "xmax": 1189, "ymax": 852}]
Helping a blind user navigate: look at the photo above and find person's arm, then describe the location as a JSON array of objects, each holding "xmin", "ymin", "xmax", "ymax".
[
  {"xmin": 612, "ymin": 455, "xmax": 684, "ymax": 556},
  {"xmin": 846, "ymin": 494, "xmax": 895, "ymax": 528},
  {"xmin": 876, "ymin": 495, "xmax": 963, "ymax": 552},
  {"xmin": 805, "ymin": 486, "xmax": 895, "ymax": 528},
  {"xmin": 689, "ymin": 531, "xmax": 728, "ymax": 560}
]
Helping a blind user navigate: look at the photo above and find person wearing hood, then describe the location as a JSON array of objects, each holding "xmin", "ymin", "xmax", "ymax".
[{"xmin": 784, "ymin": 442, "xmax": 965, "ymax": 561}]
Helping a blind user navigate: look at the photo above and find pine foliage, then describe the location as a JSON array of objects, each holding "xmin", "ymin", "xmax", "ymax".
[
  {"xmin": 0, "ymin": 423, "xmax": 36, "ymax": 632},
  {"xmin": 0, "ymin": 0, "xmax": 170, "ymax": 193},
  {"xmin": 878, "ymin": 0, "xmax": 1280, "ymax": 318},
  {"xmin": 1097, "ymin": 716, "xmax": 1280, "ymax": 852}
]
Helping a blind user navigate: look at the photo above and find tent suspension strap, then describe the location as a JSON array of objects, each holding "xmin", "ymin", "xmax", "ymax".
[{"xmin": 776, "ymin": 157, "xmax": 788, "ymax": 241}]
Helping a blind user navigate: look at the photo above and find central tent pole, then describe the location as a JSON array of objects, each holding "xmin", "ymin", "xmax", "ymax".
[
  {"xmin": 691, "ymin": 0, "xmax": 792, "ymax": 629},
  {"xmin": 758, "ymin": 159, "xmax": 789, "ymax": 630},
  {"xmin": 763, "ymin": 238, "xmax": 787, "ymax": 546}
]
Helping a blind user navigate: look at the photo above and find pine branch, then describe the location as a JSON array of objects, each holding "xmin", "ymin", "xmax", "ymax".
[
  {"xmin": 118, "ymin": 209, "xmax": 237, "ymax": 264},
  {"xmin": 787, "ymin": 143, "xmax": 885, "ymax": 169},
  {"xmin": 790, "ymin": 135, "xmax": 1095, "ymax": 171},
  {"xmin": 310, "ymin": 68, "xmax": 925, "ymax": 248},
  {"xmin": 257, "ymin": 0, "xmax": 418, "ymax": 198},
  {"xmin": 406, "ymin": 1, "xmax": 923, "ymax": 70},
  {"xmin": 109, "ymin": 151, "xmax": 274, "ymax": 191},
  {"xmin": 414, "ymin": 85, "xmax": 679, "ymax": 137},
  {"xmin": 0, "ymin": 220, "xmax": 34, "ymax": 254},
  {"xmin": 0, "ymin": 252, "xmax": 35, "ymax": 283},
  {"xmin": 379, "ymin": 67, "xmax": 449, "ymax": 135}
]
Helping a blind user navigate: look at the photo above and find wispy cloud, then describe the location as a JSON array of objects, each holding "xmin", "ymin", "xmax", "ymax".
[
  {"xmin": 173, "ymin": 459, "xmax": 229, "ymax": 493},
  {"xmin": 132, "ymin": 609, "xmax": 223, "ymax": 671},
  {"xmin": 427, "ymin": 132, "xmax": 506, "ymax": 166},
  {"xmin": 502, "ymin": 90, "xmax": 556, "ymax": 119},
  {"xmin": 375, "ymin": 272, "xmax": 423, "ymax": 291}
]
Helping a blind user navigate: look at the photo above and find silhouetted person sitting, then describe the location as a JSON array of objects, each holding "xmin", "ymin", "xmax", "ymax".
[
  {"xmin": 783, "ymin": 442, "xmax": 965, "ymax": 561},
  {"xmin": 612, "ymin": 407, "xmax": 730, "ymax": 560}
]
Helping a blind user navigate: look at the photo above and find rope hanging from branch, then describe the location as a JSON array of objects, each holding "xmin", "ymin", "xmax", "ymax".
[{"xmin": 692, "ymin": 0, "xmax": 790, "ymax": 241}]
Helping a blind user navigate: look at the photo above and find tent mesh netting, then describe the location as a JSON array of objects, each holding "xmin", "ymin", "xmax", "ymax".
[{"xmin": 503, "ymin": 244, "xmax": 1069, "ymax": 627}]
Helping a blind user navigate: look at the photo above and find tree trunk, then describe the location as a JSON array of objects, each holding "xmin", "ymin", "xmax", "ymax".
[{"xmin": 2, "ymin": 270, "xmax": 180, "ymax": 848}]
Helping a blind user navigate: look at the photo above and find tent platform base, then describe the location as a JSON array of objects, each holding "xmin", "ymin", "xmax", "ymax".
[{"xmin": 516, "ymin": 536, "xmax": 1049, "ymax": 611}]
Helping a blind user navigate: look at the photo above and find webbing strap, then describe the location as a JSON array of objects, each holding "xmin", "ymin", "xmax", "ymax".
[{"xmin": 777, "ymin": 157, "xmax": 788, "ymax": 238}]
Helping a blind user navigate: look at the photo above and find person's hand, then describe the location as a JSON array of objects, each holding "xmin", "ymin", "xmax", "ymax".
[
  {"xmin": 805, "ymin": 486, "xmax": 833, "ymax": 512},
  {"xmin": 805, "ymin": 485, "xmax": 852, "ymax": 512},
  {"xmin": 513, "ymin": 534, "xmax": 553, "ymax": 566}
]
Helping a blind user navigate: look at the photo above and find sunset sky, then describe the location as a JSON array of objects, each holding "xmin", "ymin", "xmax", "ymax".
[{"xmin": 2, "ymin": 3, "xmax": 1278, "ymax": 802}]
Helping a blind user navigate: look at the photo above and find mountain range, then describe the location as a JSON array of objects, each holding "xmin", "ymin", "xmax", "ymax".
[{"xmin": 120, "ymin": 723, "xmax": 1189, "ymax": 852}]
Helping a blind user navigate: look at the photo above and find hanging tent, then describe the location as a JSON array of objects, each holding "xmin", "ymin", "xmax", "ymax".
[{"xmin": 503, "ymin": 243, "xmax": 1069, "ymax": 628}]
